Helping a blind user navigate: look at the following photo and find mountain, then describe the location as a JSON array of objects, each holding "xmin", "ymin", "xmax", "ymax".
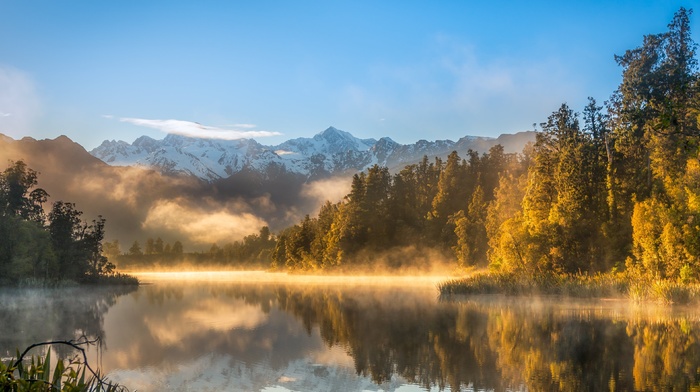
[
  {"xmin": 0, "ymin": 129, "xmax": 534, "ymax": 248},
  {"xmin": 90, "ymin": 127, "xmax": 535, "ymax": 182},
  {"xmin": 0, "ymin": 134, "xmax": 318, "ymax": 248},
  {"xmin": 0, "ymin": 134, "xmax": 210, "ymax": 245}
]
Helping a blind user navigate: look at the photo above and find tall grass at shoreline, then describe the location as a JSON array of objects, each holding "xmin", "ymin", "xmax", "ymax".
[
  {"xmin": 439, "ymin": 271, "xmax": 700, "ymax": 304},
  {"xmin": 0, "ymin": 340, "xmax": 127, "ymax": 391}
]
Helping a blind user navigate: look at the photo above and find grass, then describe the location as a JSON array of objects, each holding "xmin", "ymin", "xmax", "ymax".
[
  {"xmin": 0, "ymin": 340, "xmax": 128, "ymax": 392},
  {"xmin": 438, "ymin": 271, "xmax": 700, "ymax": 305}
]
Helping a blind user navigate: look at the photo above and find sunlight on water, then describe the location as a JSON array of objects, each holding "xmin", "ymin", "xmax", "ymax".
[
  {"xmin": 130, "ymin": 270, "xmax": 451, "ymax": 287},
  {"xmin": 8, "ymin": 272, "xmax": 700, "ymax": 391},
  {"xmin": 96, "ymin": 271, "xmax": 453, "ymax": 391}
]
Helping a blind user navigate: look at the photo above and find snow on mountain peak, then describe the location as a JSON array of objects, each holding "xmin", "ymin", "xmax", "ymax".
[{"xmin": 90, "ymin": 127, "xmax": 534, "ymax": 182}]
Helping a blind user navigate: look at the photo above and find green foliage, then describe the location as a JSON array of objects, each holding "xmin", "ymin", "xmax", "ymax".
[
  {"xmin": 259, "ymin": 7, "xmax": 700, "ymax": 283},
  {"xmin": 269, "ymin": 147, "xmax": 521, "ymax": 272},
  {"xmin": 0, "ymin": 160, "xmax": 48, "ymax": 222},
  {"xmin": 0, "ymin": 342, "xmax": 127, "ymax": 392},
  {"xmin": 0, "ymin": 161, "xmax": 135, "ymax": 285}
]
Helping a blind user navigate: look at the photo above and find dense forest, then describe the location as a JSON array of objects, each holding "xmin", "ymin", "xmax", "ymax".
[
  {"xmin": 0, "ymin": 160, "xmax": 135, "ymax": 285},
  {"xmin": 269, "ymin": 8, "xmax": 700, "ymax": 281}
]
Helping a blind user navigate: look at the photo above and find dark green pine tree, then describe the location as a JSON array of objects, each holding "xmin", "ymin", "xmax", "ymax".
[{"xmin": 48, "ymin": 201, "xmax": 86, "ymax": 281}]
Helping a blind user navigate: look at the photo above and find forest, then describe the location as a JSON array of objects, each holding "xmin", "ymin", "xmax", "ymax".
[
  {"xmin": 267, "ymin": 8, "xmax": 700, "ymax": 288},
  {"xmin": 4, "ymin": 9, "xmax": 699, "ymax": 295},
  {"xmin": 0, "ymin": 160, "xmax": 136, "ymax": 285}
]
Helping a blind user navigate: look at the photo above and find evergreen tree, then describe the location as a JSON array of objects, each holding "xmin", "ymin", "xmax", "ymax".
[
  {"xmin": 154, "ymin": 237, "xmax": 164, "ymax": 254},
  {"xmin": 611, "ymin": 7, "xmax": 700, "ymax": 278},
  {"xmin": 145, "ymin": 238, "xmax": 155, "ymax": 255},
  {"xmin": 364, "ymin": 165, "xmax": 392, "ymax": 248},
  {"xmin": 430, "ymin": 151, "xmax": 469, "ymax": 244},
  {"xmin": 48, "ymin": 201, "xmax": 85, "ymax": 280},
  {"xmin": 128, "ymin": 240, "xmax": 143, "ymax": 256},
  {"xmin": 452, "ymin": 184, "xmax": 488, "ymax": 267},
  {"xmin": 172, "ymin": 240, "xmax": 184, "ymax": 255}
]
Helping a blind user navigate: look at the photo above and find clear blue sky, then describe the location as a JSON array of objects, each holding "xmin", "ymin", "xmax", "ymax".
[{"xmin": 0, "ymin": 1, "xmax": 696, "ymax": 149}]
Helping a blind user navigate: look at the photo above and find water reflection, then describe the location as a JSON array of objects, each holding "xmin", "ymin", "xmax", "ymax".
[
  {"xmin": 0, "ymin": 285, "xmax": 136, "ymax": 358},
  {"xmin": 5, "ymin": 274, "xmax": 700, "ymax": 391},
  {"xmin": 110, "ymin": 278, "xmax": 700, "ymax": 391}
]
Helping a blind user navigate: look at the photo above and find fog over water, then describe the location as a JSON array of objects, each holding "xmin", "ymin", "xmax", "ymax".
[{"xmin": 4, "ymin": 272, "xmax": 700, "ymax": 391}]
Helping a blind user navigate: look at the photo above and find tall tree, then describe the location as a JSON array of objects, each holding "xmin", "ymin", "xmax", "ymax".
[
  {"xmin": 154, "ymin": 237, "xmax": 164, "ymax": 254},
  {"xmin": 430, "ymin": 151, "xmax": 469, "ymax": 244},
  {"xmin": 0, "ymin": 160, "xmax": 49, "ymax": 222},
  {"xmin": 48, "ymin": 202, "xmax": 86, "ymax": 280},
  {"xmin": 611, "ymin": 8, "xmax": 700, "ymax": 278},
  {"xmin": 128, "ymin": 240, "xmax": 143, "ymax": 256}
]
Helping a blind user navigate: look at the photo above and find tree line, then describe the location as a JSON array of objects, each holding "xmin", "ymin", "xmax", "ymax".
[
  {"xmin": 110, "ymin": 227, "xmax": 274, "ymax": 269},
  {"xmin": 0, "ymin": 161, "xmax": 132, "ymax": 284},
  {"xmin": 272, "ymin": 8, "xmax": 700, "ymax": 280}
]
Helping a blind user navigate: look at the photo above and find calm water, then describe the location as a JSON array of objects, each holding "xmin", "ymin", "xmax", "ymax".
[{"xmin": 2, "ymin": 271, "xmax": 700, "ymax": 391}]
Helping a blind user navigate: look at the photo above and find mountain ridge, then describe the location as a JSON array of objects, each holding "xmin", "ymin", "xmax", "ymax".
[
  {"xmin": 0, "ymin": 129, "xmax": 534, "ymax": 248},
  {"xmin": 90, "ymin": 127, "xmax": 535, "ymax": 182}
]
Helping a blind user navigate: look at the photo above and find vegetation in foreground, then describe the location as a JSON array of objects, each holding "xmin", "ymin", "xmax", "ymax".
[
  {"xmin": 0, "ymin": 339, "xmax": 127, "ymax": 392},
  {"xmin": 439, "ymin": 270, "xmax": 700, "ymax": 304},
  {"xmin": 0, "ymin": 160, "xmax": 138, "ymax": 286}
]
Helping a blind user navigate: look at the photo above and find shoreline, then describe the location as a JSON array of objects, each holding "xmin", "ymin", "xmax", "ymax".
[{"xmin": 438, "ymin": 271, "xmax": 700, "ymax": 305}]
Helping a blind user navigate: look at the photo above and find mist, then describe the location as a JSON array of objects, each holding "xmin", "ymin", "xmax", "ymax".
[{"xmin": 0, "ymin": 135, "xmax": 353, "ymax": 250}]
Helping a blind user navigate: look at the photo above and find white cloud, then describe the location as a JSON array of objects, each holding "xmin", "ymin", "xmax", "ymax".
[
  {"xmin": 116, "ymin": 117, "xmax": 281, "ymax": 140},
  {"xmin": 301, "ymin": 176, "xmax": 352, "ymax": 204},
  {"xmin": 232, "ymin": 123, "xmax": 256, "ymax": 129},
  {"xmin": 0, "ymin": 66, "xmax": 40, "ymax": 136},
  {"xmin": 142, "ymin": 198, "xmax": 267, "ymax": 244}
]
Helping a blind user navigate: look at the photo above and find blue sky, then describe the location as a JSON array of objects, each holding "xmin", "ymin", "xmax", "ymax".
[{"xmin": 0, "ymin": 1, "xmax": 696, "ymax": 149}]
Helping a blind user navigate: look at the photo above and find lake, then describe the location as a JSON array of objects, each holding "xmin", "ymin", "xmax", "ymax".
[{"xmin": 2, "ymin": 271, "xmax": 700, "ymax": 391}]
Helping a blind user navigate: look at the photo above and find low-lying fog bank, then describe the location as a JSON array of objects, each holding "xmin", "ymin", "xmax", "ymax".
[{"xmin": 129, "ymin": 270, "xmax": 452, "ymax": 287}]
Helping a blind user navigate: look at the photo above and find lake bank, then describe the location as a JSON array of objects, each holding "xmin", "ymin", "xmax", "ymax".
[{"xmin": 439, "ymin": 271, "xmax": 700, "ymax": 305}]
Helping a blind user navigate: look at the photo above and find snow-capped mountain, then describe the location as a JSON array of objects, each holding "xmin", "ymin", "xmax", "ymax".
[{"xmin": 90, "ymin": 126, "xmax": 534, "ymax": 182}]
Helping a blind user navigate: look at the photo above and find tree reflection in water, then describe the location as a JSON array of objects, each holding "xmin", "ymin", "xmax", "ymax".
[
  {"xmin": 5, "ymin": 279, "xmax": 700, "ymax": 391},
  {"xmin": 0, "ymin": 286, "xmax": 136, "ymax": 358},
  {"xmin": 225, "ymin": 284, "xmax": 700, "ymax": 391}
]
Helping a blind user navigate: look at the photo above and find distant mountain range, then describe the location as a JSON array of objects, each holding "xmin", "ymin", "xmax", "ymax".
[
  {"xmin": 0, "ymin": 128, "xmax": 534, "ymax": 247},
  {"xmin": 90, "ymin": 127, "xmax": 535, "ymax": 182}
]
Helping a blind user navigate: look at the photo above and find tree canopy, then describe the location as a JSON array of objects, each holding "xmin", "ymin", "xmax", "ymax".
[
  {"xmin": 270, "ymin": 8, "xmax": 700, "ymax": 280},
  {"xmin": 0, "ymin": 160, "xmax": 127, "ymax": 284}
]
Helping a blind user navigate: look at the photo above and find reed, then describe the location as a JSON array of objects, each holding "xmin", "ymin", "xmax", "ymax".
[
  {"xmin": 439, "ymin": 271, "xmax": 631, "ymax": 300},
  {"xmin": 0, "ymin": 340, "xmax": 128, "ymax": 392}
]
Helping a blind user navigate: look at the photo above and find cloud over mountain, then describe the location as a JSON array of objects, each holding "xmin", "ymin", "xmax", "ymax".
[
  {"xmin": 0, "ymin": 127, "xmax": 534, "ymax": 250},
  {"xmin": 113, "ymin": 117, "xmax": 282, "ymax": 140}
]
